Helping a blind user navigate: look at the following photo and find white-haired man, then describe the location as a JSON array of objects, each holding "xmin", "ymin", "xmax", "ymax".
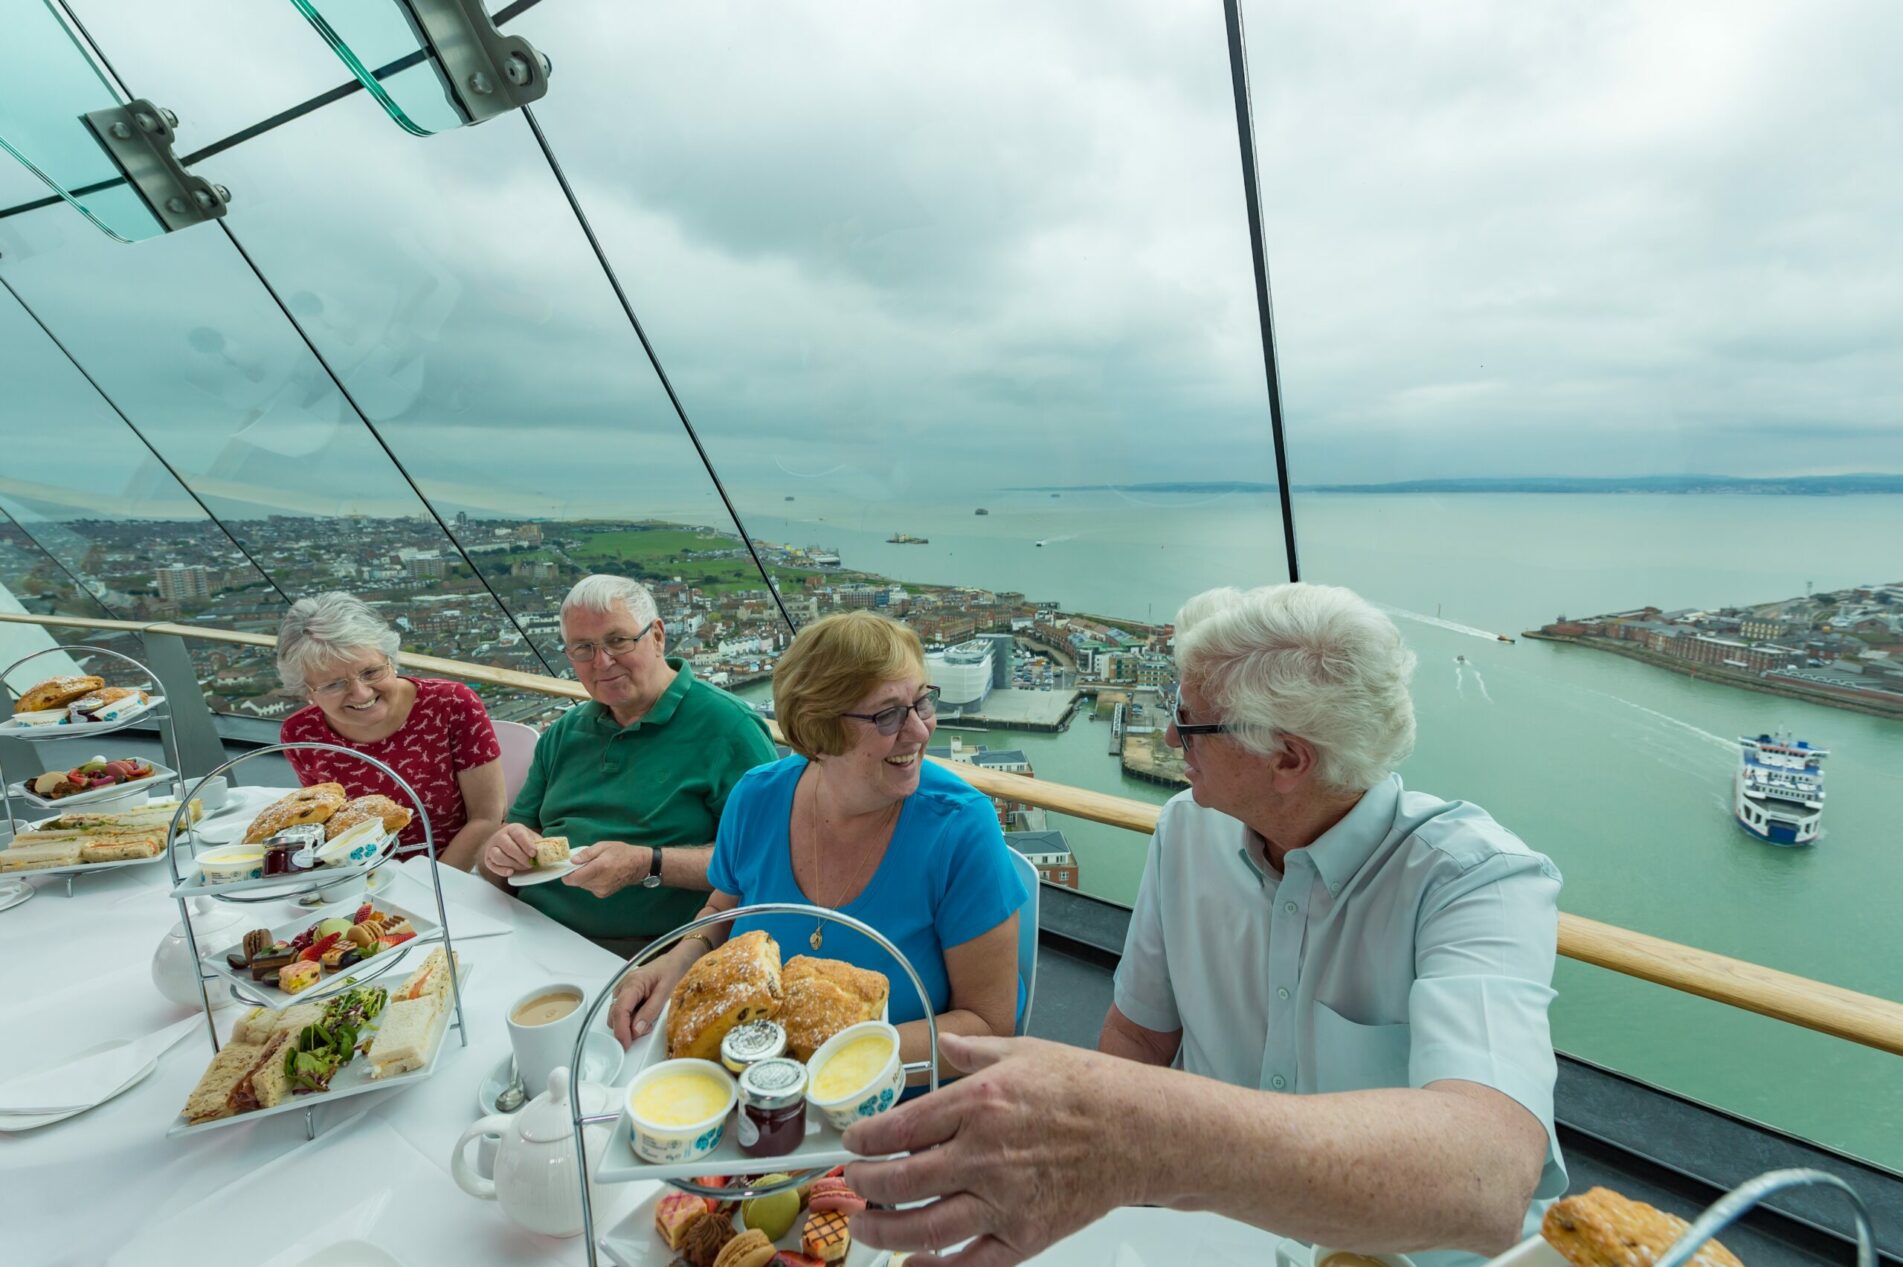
[
  {"xmin": 845, "ymin": 583, "xmax": 1565, "ymax": 1267},
  {"xmin": 480, "ymin": 575, "xmax": 777, "ymax": 949}
]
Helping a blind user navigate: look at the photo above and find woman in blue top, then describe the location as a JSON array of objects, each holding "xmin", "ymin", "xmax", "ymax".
[{"xmin": 608, "ymin": 612, "xmax": 1026, "ymax": 1066}]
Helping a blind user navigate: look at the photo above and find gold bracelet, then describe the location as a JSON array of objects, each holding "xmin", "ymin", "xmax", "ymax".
[{"xmin": 679, "ymin": 932, "xmax": 714, "ymax": 955}]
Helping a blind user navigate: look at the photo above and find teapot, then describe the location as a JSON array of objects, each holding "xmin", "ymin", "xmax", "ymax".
[
  {"xmin": 451, "ymin": 1066, "xmax": 616, "ymax": 1238},
  {"xmin": 152, "ymin": 897, "xmax": 250, "ymax": 1009}
]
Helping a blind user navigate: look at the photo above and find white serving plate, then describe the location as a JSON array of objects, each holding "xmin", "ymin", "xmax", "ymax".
[
  {"xmin": 600, "ymin": 1180, "xmax": 890, "ymax": 1267},
  {"xmin": 507, "ymin": 857, "xmax": 577, "ymax": 886},
  {"xmin": 0, "ymin": 808, "xmax": 184, "ymax": 879},
  {"xmin": 0, "ymin": 692, "xmax": 163, "ymax": 737},
  {"xmin": 199, "ymin": 896, "xmax": 442, "ymax": 1007},
  {"xmin": 1482, "ymin": 1236, "xmax": 1567, "ymax": 1267},
  {"xmin": 593, "ymin": 1000, "xmax": 896, "ymax": 1185},
  {"xmin": 165, "ymin": 961, "xmax": 475, "ymax": 1138},
  {"xmin": 170, "ymin": 828, "xmax": 398, "ymax": 900},
  {"xmin": 7, "ymin": 759, "xmax": 177, "ymax": 811}
]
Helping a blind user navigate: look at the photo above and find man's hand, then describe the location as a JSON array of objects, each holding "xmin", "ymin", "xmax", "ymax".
[
  {"xmin": 608, "ymin": 958, "xmax": 688, "ymax": 1047},
  {"xmin": 843, "ymin": 1033, "xmax": 1147, "ymax": 1267},
  {"xmin": 563, "ymin": 840, "xmax": 649, "ymax": 898},
  {"xmin": 481, "ymin": 823, "xmax": 543, "ymax": 878}
]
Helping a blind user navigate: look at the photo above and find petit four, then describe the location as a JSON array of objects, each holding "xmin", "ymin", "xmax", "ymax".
[
  {"xmin": 800, "ymin": 1209, "xmax": 851, "ymax": 1264},
  {"xmin": 279, "ymin": 960, "xmax": 322, "ymax": 994},
  {"xmin": 682, "ymin": 1210, "xmax": 737, "ymax": 1267},
  {"xmin": 657, "ymin": 1193, "xmax": 716, "ymax": 1249}
]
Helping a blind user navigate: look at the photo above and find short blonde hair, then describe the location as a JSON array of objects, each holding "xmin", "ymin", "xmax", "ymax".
[{"xmin": 774, "ymin": 612, "xmax": 926, "ymax": 758}]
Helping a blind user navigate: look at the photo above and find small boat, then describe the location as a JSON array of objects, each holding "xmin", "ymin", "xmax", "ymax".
[
  {"xmin": 886, "ymin": 533, "xmax": 929, "ymax": 544},
  {"xmin": 784, "ymin": 495, "xmax": 795, "ymax": 501},
  {"xmin": 1034, "ymin": 539, "xmax": 1047, "ymax": 548},
  {"xmin": 974, "ymin": 508, "xmax": 989, "ymax": 515},
  {"xmin": 1454, "ymin": 654, "xmax": 1467, "ymax": 664},
  {"xmin": 1735, "ymin": 731, "xmax": 1828, "ymax": 846},
  {"xmin": 1496, "ymin": 634, "xmax": 1516, "ymax": 644}
]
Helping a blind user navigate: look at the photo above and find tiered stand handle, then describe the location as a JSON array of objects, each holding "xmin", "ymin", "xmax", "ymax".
[
  {"xmin": 0, "ymin": 644, "xmax": 185, "ymax": 896},
  {"xmin": 1655, "ymin": 1168, "xmax": 1873, "ymax": 1267},
  {"xmin": 567, "ymin": 903, "xmax": 943, "ymax": 1266},
  {"xmin": 162, "ymin": 742, "xmax": 469, "ymax": 1134}
]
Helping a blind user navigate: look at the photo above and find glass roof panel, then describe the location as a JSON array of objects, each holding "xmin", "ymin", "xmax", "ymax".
[
  {"xmin": 287, "ymin": 0, "xmax": 465, "ymax": 136},
  {"xmin": 0, "ymin": 0, "xmax": 159, "ymax": 240}
]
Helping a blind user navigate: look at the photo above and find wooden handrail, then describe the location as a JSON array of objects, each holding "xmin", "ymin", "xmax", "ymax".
[{"xmin": 5, "ymin": 610, "xmax": 1901, "ymax": 1057}]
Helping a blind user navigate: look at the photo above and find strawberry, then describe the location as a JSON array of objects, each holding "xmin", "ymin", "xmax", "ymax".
[
  {"xmin": 382, "ymin": 930, "xmax": 416, "ymax": 948},
  {"xmin": 301, "ymin": 932, "xmax": 343, "ymax": 962},
  {"xmin": 353, "ymin": 902, "xmax": 373, "ymax": 924}
]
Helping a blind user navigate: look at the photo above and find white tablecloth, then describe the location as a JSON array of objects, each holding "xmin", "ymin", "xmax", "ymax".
[{"xmin": 0, "ymin": 849, "xmax": 1285, "ymax": 1267}]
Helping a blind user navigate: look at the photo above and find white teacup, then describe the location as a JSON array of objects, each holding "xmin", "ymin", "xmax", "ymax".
[
  {"xmin": 192, "ymin": 775, "xmax": 230, "ymax": 812},
  {"xmin": 507, "ymin": 982, "xmax": 587, "ymax": 1092}
]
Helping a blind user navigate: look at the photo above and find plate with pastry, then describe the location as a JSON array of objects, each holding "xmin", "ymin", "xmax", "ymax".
[
  {"xmin": 507, "ymin": 835, "xmax": 577, "ymax": 886},
  {"xmin": 199, "ymin": 896, "xmax": 441, "ymax": 1007},
  {"xmin": 599, "ymin": 1167, "xmax": 891, "ymax": 1267},
  {"xmin": 0, "ymin": 799, "xmax": 201, "ymax": 877},
  {"xmin": 167, "ymin": 948, "xmax": 472, "ymax": 1137},
  {"xmin": 172, "ymin": 788, "xmax": 403, "ymax": 898},
  {"xmin": 8, "ymin": 756, "xmax": 174, "ymax": 811},
  {"xmin": 0, "ymin": 679, "xmax": 161, "ymax": 736},
  {"xmin": 594, "ymin": 930, "xmax": 899, "ymax": 1186}
]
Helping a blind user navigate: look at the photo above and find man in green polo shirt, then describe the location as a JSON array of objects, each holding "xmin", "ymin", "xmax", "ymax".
[{"xmin": 479, "ymin": 574, "xmax": 777, "ymax": 947}]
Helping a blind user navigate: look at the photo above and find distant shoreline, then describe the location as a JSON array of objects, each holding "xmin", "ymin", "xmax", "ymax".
[{"xmin": 1007, "ymin": 475, "xmax": 1903, "ymax": 496}]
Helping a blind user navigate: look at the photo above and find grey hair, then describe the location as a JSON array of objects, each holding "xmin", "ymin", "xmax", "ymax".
[
  {"xmin": 560, "ymin": 574, "xmax": 659, "ymax": 634},
  {"xmin": 276, "ymin": 592, "xmax": 401, "ymax": 694},
  {"xmin": 1172, "ymin": 584, "xmax": 1416, "ymax": 793}
]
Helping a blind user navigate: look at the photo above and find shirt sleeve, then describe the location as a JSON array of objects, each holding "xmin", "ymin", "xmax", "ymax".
[
  {"xmin": 1407, "ymin": 850, "xmax": 1568, "ymax": 1200},
  {"xmin": 928, "ymin": 793, "xmax": 1026, "ymax": 951},
  {"xmin": 706, "ymin": 770, "xmax": 759, "ymax": 898},
  {"xmin": 706, "ymin": 710, "xmax": 779, "ymax": 820},
  {"xmin": 1112, "ymin": 814, "xmax": 1181, "ymax": 1035},
  {"xmin": 444, "ymin": 681, "xmax": 502, "ymax": 771},
  {"xmin": 506, "ymin": 720, "xmax": 552, "ymax": 829}
]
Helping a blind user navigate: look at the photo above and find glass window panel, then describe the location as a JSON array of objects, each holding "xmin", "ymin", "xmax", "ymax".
[
  {"xmin": 0, "ymin": 0, "xmax": 159, "ymax": 240},
  {"xmin": 1249, "ymin": 1, "xmax": 1903, "ymax": 1170},
  {"xmin": 288, "ymin": 0, "xmax": 479, "ymax": 136},
  {"xmin": 516, "ymin": 1, "xmax": 1289, "ymax": 905}
]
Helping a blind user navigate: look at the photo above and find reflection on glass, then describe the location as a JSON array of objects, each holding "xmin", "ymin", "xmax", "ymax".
[
  {"xmin": 1244, "ymin": 1, "xmax": 1903, "ymax": 1171},
  {"xmin": 288, "ymin": 0, "xmax": 466, "ymax": 136},
  {"xmin": 0, "ymin": 0, "xmax": 159, "ymax": 240}
]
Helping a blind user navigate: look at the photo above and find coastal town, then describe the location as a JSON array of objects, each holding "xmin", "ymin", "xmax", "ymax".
[{"xmin": 1529, "ymin": 582, "xmax": 1903, "ymax": 717}]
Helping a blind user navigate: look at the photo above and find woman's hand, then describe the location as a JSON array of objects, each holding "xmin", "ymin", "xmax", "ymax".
[
  {"xmin": 564, "ymin": 840, "xmax": 650, "ymax": 898},
  {"xmin": 609, "ymin": 958, "xmax": 688, "ymax": 1047},
  {"xmin": 481, "ymin": 822, "xmax": 543, "ymax": 877}
]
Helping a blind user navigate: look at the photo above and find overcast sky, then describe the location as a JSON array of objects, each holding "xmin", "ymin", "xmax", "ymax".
[{"xmin": 3, "ymin": 0, "xmax": 1901, "ymax": 528}]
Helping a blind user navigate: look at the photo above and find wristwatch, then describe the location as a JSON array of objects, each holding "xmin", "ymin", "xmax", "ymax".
[{"xmin": 640, "ymin": 846, "xmax": 663, "ymax": 889}]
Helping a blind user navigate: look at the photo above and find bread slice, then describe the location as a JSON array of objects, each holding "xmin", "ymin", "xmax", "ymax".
[
  {"xmin": 227, "ymin": 1031, "xmax": 296, "ymax": 1113},
  {"xmin": 666, "ymin": 929, "xmax": 784, "ymax": 1061},
  {"xmin": 780, "ymin": 956, "xmax": 890, "ymax": 1061},
  {"xmin": 182, "ymin": 1042, "xmax": 264, "ymax": 1123},
  {"xmin": 366, "ymin": 997, "xmax": 438, "ymax": 1079},
  {"xmin": 0, "ymin": 839, "xmax": 82, "ymax": 871}
]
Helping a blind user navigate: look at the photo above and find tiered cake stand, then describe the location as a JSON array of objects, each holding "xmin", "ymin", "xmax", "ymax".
[
  {"xmin": 162, "ymin": 742, "xmax": 469, "ymax": 1136},
  {"xmin": 565, "ymin": 904, "xmax": 942, "ymax": 1265}
]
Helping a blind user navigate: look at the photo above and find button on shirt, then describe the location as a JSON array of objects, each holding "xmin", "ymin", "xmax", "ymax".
[{"xmin": 1113, "ymin": 775, "xmax": 1567, "ymax": 1266}]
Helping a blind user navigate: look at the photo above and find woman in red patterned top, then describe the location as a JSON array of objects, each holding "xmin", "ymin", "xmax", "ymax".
[{"xmin": 275, "ymin": 593, "xmax": 505, "ymax": 868}]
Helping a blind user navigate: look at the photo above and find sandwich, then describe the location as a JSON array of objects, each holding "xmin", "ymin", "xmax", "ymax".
[
  {"xmin": 226, "ymin": 1030, "xmax": 297, "ymax": 1113},
  {"xmin": 532, "ymin": 835, "xmax": 571, "ymax": 867},
  {"xmin": 77, "ymin": 834, "xmax": 162, "ymax": 863},
  {"xmin": 181, "ymin": 1042, "xmax": 265, "ymax": 1124},
  {"xmin": 15, "ymin": 674, "xmax": 103, "ymax": 713},
  {"xmin": 366, "ymin": 997, "xmax": 445, "ymax": 1079},
  {"xmin": 0, "ymin": 839, "xmax": 83, "ymax": 872},
  {"xmin": 393, "ymin": 946, "xmax": 458, "ymax": 1012}
]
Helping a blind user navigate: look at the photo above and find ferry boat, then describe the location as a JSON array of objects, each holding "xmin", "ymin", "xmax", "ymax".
[
  {"xmin": 886, "ymin": 532, "xmax": 930, "ymax": 544},
  {"xmin": 1734, "ymin": 731, "xmax": 1828, "ymax": 846}
]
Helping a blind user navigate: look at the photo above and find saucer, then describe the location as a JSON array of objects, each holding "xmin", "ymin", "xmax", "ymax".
[
  {"xmin": 507, "ymin": 859, "xmax": 576, "ymax": 887},
  {"xmin": 0, "ymin": 880, "xmax": 32, "ymax": 914},
  {"xmin": 477, "ymin": 1030, "xmax": 625, "ymax": 1113}
]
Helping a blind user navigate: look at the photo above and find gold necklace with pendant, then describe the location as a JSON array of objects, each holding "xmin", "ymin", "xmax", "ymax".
[{"xmin": 806, "ymin": 779, "xmax": 896, "ymax": 951}]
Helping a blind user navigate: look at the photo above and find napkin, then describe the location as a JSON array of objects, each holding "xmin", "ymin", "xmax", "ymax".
[{"xmin": 0, "ymin": 1013, "xmax": 201, "ymax": 1114}]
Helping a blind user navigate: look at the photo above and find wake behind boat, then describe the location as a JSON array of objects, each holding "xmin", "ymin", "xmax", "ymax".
[{"xmin": 1735, "ymin": 731, "xmax": 1828, "ymax": 846}]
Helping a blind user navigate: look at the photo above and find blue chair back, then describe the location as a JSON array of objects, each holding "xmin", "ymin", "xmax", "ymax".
[{"xmin": 1007, "ymin": 849, "xmax": 1041, "ymax": 1035}]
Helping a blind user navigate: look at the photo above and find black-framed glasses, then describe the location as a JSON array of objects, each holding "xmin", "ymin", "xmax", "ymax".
[
  {"xmin": 311, "ymin": 661, "xmax": 395, "ymax": 699},
  {"xmin": 1167, "ymin": 685, "xmax": 1235, "ymax": 751},
  {"xmin": 563, "ymin": 624, "xmax": 655, "ymax": 663},
  {"xmin": 842, "ymin": 686, "xmax": 941, "ymax": 736}
]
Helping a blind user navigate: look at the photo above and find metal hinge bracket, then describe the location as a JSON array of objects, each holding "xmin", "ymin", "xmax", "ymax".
[
  {"xmin": 81, "ymin": 99, "xmax": 229, "ymax": 233},
  {"xmin": 399, "ymin": 0, "xmax": 552, "ymax": 125}
]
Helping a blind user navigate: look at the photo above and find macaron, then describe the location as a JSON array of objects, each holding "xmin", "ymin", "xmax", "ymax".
[
  {"xmin": 714, "ymin": 1229, "xmax": 775, "ymax": 1267},
  {"xmin": 805, "ymin": 1176, "xmax": 867, "ymax": 1215}
]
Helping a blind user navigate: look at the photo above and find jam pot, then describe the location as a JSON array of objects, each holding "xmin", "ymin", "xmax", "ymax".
[
  {"xmin": 736, "ymin": 1057, "xmax": 807, "ymax": 1158},
  {"xmin": 720, "ymin": 1019, "xmax": 788, "ymax": 1075}
]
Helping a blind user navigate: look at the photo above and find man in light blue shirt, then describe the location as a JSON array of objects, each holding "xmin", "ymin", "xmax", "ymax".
[{"xmin": 846, "ymin": 583, "xmax": 1565, "ymax": 1267}]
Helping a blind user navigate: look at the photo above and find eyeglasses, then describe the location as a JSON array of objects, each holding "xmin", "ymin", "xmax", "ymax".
[
  {"xmin": 563, "ymin": 625, "xmax": 655, "ymax": 663},
  {"xmin": 311, "ymin": 662, "xmax": 395, "ymax": 699},
  {"xmin": 1167, "ymin": 685, "xmax": 1235, "ymax": 752},
  {"xmin": 841, "ymin": 686, "xmax": 942, "ymax": 736}
]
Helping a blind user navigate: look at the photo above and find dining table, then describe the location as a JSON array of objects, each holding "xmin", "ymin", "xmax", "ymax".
[{"xmin": 0, "ymin": 789, "xmax": 1290, "ymax": 1267}]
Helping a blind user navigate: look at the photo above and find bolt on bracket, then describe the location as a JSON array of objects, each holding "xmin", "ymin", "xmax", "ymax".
[
  {"xmin": 81, "ymin": 98, "xmax": 228, "ymax": 233},
  {"xmin": 399, "ymin": 0, "xmax": 551, "ymax": 126}
]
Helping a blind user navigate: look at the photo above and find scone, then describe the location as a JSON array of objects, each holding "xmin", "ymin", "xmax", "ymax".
[
  {"xmin": 245, "ymin": 783, "xmax": 347, "ymax": 843},
  {"xmin": 532, "ymin": 835, "xmax": 571, "ymax": 866},
  {"xmin": 780, "ymin": 956, "xmax": 890, "ymax": 1061},
  {"xmin": 1543, "ymin": 1188, "xmax": 1745, "ymax": 1267},
  {"xmin": 666, "ymin": 930, "xmax": 784, "ymax": 1061},
  {"xmin": 325, "ymin": 794, "xmax": 413, "ymax": 839},
  {"xmin": 16, "ymin": 674, "xmax": 103, "ymax": 712}
]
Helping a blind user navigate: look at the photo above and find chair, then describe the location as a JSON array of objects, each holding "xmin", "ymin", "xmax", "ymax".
[
  {"xmin": 492, "ymin": 719, "xmax": 541, "ymax": 806},
  {"xmin": 1007, "ymin": 848, "xmax": 1041, "ymax": 1036}
]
